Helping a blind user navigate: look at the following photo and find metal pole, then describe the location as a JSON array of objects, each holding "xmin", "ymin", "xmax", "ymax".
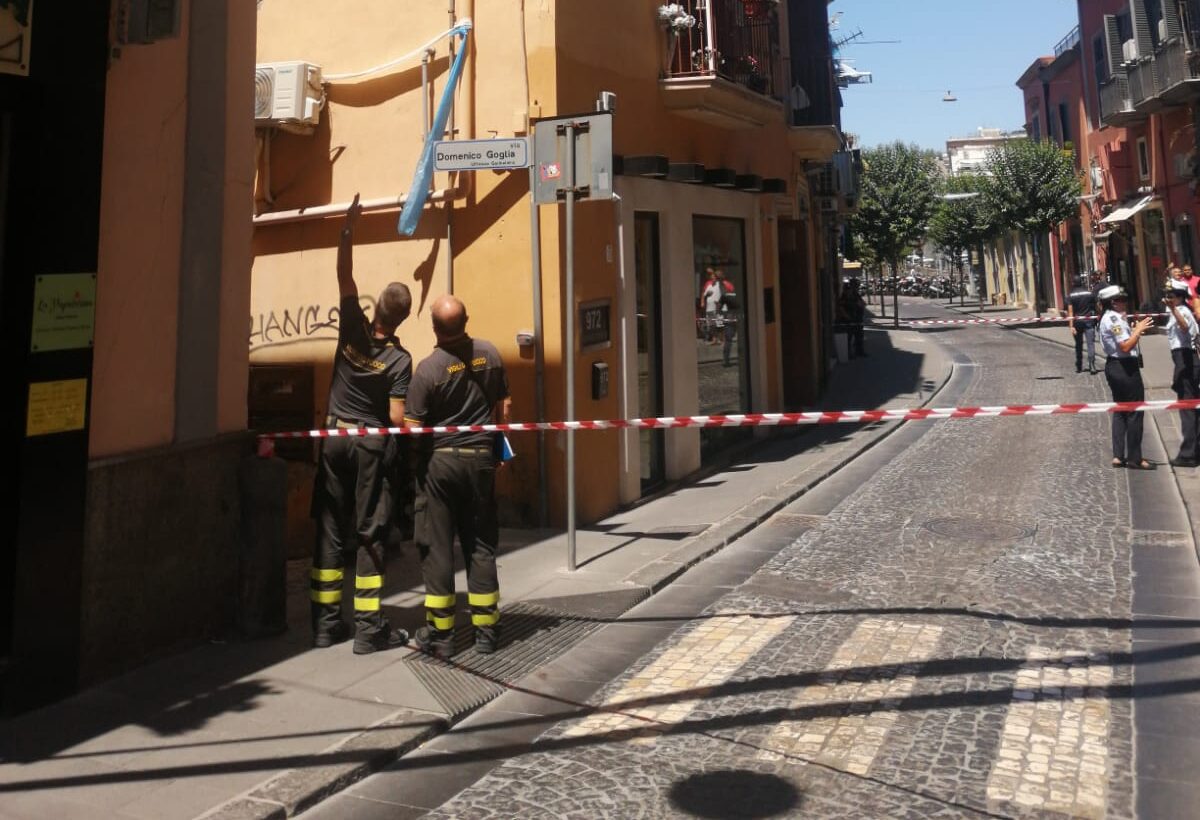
[
  {"xmin": 892, "ymin": 259, "xmax": 900, "ymax": 328},
  {"xmin": 529, "ymin": 165, "xmax": 548, "ymax": 528},
  {"xmin": 564, "ymin": 123, "xmax": 577, "ymax": 571}
]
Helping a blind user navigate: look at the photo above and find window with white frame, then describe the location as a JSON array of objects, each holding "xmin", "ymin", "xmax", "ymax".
[{"xmin": 1137, "ymin": 137, "xmax": 1151, "ymax": 180}]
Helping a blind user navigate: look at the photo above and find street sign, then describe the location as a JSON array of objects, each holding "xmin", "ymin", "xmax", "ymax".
[
  {"xmin": 532, "ymin": 112, "xmax": 613, "ymax": 204},
  {"xmin": 433, "ymin": 138, "xmax": 530, "ymax": 172}
]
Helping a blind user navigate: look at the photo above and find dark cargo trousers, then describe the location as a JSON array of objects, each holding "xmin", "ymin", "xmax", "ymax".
[
  {"xmin": 1172, "ymin": 348, "xmax": 1200, "ymax": 461},
  {"xmin": 414, "ymin": 447, "xmax": 500, "ymax": 636},
  {"xmin": 310, "ymin": 433, "xmax": 397, "ymax": 642},
  {"xmin": 1105, "ymin": 357, "xmax": 1145, "ymax": 464}
]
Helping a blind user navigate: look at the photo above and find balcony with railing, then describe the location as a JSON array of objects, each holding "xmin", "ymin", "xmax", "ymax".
[
  {"xmin": 1099, "ymin": 74, "xmax": 1145, "ymax": 127},
  {"xmin": 1054, "ymin": 25, "xmax": 1080, "ymax": 57},
  {"xmin": 1127, "ymin": 56, "xmax": 1164, "ymax": 112},
  {"xmin": 1154, "ymin": 35, "xmax": 1200, "ymax": 104},
  {"xmin": 660, "ymin": 0, "xmax": 785, "ymax": 129}
]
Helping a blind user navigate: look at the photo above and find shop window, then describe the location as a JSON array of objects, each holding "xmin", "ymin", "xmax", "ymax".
[{"xmin": 693, "ymin": 216, "xmax": 750, "ymax": 463}]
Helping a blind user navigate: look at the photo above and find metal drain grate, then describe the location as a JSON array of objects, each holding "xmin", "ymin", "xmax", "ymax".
[
  {"xmin": 922, "ymin": 517, "xmax": 1035, "ymax": 543},
  {"xmin": 1130, "ymin": 530, "xmax": 1192, "ymax": 548},
  {"xmin": 405, "ymin": 601, "xmax": 612, "ymax": 717}
]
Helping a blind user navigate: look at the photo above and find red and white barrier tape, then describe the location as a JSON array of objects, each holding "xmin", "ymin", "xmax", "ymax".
[
  {"xmin": 906, "ymin": 313, "xmax": 1168, "ymax": 327},
  {"xmin": 256, "ymin": 398, "xmax": 1200, "ymax": 453}
]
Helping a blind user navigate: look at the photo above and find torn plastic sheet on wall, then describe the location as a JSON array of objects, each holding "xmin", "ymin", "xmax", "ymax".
[{"xmin": 398, "ymin": 21, "xmax": 473, "ymax": 237}]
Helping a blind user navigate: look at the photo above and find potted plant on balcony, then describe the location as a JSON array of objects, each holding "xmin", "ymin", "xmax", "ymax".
[
  {"xmin": 658, "ymin": 4, "xmax": 697, "ymax": 76},
  {"xmin": 729, "ymin": 54, "xmax": 767, "ymax": 93}
]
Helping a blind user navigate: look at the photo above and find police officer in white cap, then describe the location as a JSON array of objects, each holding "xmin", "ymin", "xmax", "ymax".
[
  {"xmin": 1164, "ymin": 280, "xmax": 1200, "ymax": 467},
  {"xmin": 1098, "ymin": 285, "xmax": 1154, "ymax": 469}
]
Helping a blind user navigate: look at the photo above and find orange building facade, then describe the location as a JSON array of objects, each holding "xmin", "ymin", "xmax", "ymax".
[{"xmin": 252, "ymin": 0, "xmax": 855, "ymax": 538}]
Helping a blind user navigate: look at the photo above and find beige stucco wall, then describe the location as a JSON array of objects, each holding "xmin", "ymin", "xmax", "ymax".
[
  {"xmin": 254, "ymin": 0, "xmax": 802, "ymax": 524},
  {"xmin": 91, "ymin": 1, "xmax": 190, "ymax": 457}
]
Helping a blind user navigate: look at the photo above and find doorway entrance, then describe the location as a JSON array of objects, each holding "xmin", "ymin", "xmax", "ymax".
[{"xmin": 634, "ymin": 212, "xmax": 665, "ymax": 493}]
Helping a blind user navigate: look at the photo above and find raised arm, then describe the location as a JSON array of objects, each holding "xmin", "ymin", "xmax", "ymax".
[{"xmin": 337, "ymin": 194, "xmax": 363, "ymax": 299}]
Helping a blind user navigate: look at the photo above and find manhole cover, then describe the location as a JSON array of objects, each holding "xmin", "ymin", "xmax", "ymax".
[{"xmin": 922, "ymin": 517, "xmax": 1035, "ymax": 543}]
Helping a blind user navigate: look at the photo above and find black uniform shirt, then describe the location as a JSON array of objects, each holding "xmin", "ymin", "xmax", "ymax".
[
  {"xmin": 406, "ymin": 337, "xmax": 509, "ymax": 450},
  {"xmin": 326, "ymin": 296, "xmax": 412, "ymax": 427},
  {"xmin": 1067, "ymin": 288, "xmax": 1098, "ymax": 324}
]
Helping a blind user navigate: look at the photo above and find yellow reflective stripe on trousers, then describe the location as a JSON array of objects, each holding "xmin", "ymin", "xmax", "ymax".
[
  {"xmin": 468, "ymin": 591, "xmax": 500, "ymax": 607},
  {"xmin": 355, "ymin": 575, "xmax": 383, "ymax": 590},
  {"xmin": 425, "ymin": 593, "xmax": 455, "ymax": 609},
  {"xmin": 471, "ymin": 611, "xmax": 500, "ymax": 627},
  {"xmin": 426, "ymin": 612, "xmax": 455, "ymax": 630},
  {"xmin": 354, "ymin": 596, "xmax": 381, "ymax": 612},
  {"xmin": 311, "ymin": 568, "xmax": 344, "ymax": 583},
  {"xmin": 310, "ymin": 590, "xmax": 342, "ymax": 604}
]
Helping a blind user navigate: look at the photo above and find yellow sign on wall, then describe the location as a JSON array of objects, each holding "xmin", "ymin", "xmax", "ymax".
[
  {"xmin": 30, "ymin": 273, "xmax": 96, "ymax": 352},
  {"xmin": 26, "ymin": 378, "xmax": 88, "ymax": 437}
]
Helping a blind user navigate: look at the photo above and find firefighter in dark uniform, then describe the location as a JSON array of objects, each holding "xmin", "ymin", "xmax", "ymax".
[
  {"xmin": 405, "ymin": 295, "xmax": 511, "ymax": 659},
  {"xmin": 310, "ymin": 194, "xmax": 413, "ymax": 653},
  {"xmin": 1164, "ymin": 280, "xmax": 1200, "ymax": 467},
  {"xmin": 1066, "ymin": 274, "xmax": 1099, "ymax": 374},
  {"xmin": 1097, "ymin": 284, "xmax": 1154, "ymax": 470}
]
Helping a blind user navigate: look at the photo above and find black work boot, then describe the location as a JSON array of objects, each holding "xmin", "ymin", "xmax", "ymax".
[
  {"xmin": 414, "ymin": 626, "xmax": 456, "ymax": 659},
  {"xmin": 313, "ymin": 622, "xmax": 349, "ymax": 649},
  {"xmin": 475, "ymin": 626, "xmax": 500, "ymax": 655},
  {"xmin": 353, "ymin": 627, "xmax": 410, "ymax": 655}
]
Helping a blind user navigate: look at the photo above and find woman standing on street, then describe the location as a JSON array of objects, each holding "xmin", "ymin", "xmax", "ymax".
[
  {"xmin": 1164, "ymin": 281, "xmax": 1200, "ymax": 468},
  {"xmin": 1098, "ymin": 285, "xmax": 1155, "ymax": 469}
]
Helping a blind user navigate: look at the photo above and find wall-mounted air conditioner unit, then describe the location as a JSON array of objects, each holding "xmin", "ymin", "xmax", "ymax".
[
  {"xmin": 1090, "ymin": 165, "xmax": 1105, "ymax": 191},
  {"xmin": 1122, "ymin": 39, "xmax": 1138, "ymax": 63},
  {"xmin": 255, "ymin": 62, "xmax": 324, "ymax": 128}
]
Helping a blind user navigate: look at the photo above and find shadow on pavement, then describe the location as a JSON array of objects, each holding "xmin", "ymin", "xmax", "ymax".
[{"xmin": 669, "ymin": 770, "xmax": 802, "ymax": 819}]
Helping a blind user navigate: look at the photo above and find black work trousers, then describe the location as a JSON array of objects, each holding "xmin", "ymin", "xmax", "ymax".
[
  {"xmin": 1105, "ymin": 357, "xmax": 1145, "ymax": 464},
  {"xmin": 310, "ymin": 433, "xmax": 397, "ymax": 640},
  {"xmin": 1073, "ymin": 320, "xmax": 1096, "ymax": 371},
  {"xmin": 415, "ymin": 448, "xmax": 500, "ymax": 635},
  {"xmin": 1172, "ymin": 348, "xmax": 1200, "ymax": 461}
]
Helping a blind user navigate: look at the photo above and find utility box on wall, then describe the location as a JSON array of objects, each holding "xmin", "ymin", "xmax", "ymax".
[
  {"xmin": 591, "ymin": 361, "xmax": 609, "ymax": 401},
  {"xmin": 119, "ymin": 0, "xmax": 181, "ymax": 45}
]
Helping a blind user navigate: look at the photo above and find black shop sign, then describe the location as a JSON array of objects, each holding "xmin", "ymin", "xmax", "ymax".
[{"xmin": 579, "ymin": 299, "xmax": 611, "ymax": 351}]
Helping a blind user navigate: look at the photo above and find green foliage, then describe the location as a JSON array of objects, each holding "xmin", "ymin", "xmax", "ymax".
[
  {"xmin": 984, "ymin": 139, "xmax": 1082, "ymax": 235},
  {"xmin": 850, "ymin": 142, "xmax": 940, "ymax": 270},
  {"xmin": 928, "ymin": 173, "xmax": 999, "ymax": 270}
]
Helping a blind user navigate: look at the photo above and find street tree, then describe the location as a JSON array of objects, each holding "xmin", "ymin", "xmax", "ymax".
[
  {"xmin": 927, "ymin": 173, "xmax": 999, "ymax": 307},
  {"xmin": 850, "ymin": 142, "xmax": 940, "ymax": 326},
  {"xmin": 984, "ymin": 139, "xmax": 1082, "ymax": 313}
]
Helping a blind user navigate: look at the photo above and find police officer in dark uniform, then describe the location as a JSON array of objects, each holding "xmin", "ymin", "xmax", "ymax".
[
  {"xmin": 310, "ymin": 194, "xmax": 413, "ymax": 653},
  {"xmin": 405, "ymin": 295, "xmax": 511, "ymax": 659},
  {"xmin": 1097, "ymin": 284, "xmax": 1154, "ymax": 469},
  {"xmin": 1066, "ymin": 274, "xmax": 1099, "ymax": 374}
]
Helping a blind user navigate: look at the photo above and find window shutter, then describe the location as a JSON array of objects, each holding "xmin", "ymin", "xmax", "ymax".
[
  {"xmin": 1164, "ymin": 0, "xmax": 1184, "ymax": 38},
  {"xmin": 1104, "ymin": 15, "xmax": 1125, "ymax": 76},
  {"xmin": 1131, "ymin": 0, "xmax": 1155, "ymax": 57}
]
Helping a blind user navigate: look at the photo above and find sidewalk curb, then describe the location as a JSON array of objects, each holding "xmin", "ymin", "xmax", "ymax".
[{"xmin": 205, "ymin": 350, "xmax": 958, "ymax": 820}]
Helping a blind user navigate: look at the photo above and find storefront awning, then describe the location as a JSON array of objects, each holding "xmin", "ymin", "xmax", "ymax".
[{"xmin": 1099, "ymin": 195, "xmax": 1155, "ymax": 224}]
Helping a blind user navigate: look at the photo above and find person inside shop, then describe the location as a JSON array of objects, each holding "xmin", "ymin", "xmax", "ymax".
[{"xmin": 1098, "ymin": 285, "xmax": 1155, "ymax": 470}]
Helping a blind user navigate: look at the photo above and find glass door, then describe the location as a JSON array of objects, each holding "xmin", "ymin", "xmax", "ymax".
[
  {"xmin": 634, "ymin": 213, "xmax": 665, "ymax": 492},
  {"xmin": 693, "ymin": 215, "xmax": 750, "ymax": 463}
]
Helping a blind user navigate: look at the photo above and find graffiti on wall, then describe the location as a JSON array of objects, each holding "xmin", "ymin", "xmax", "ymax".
[{"xmin": 249, "ymin": 297, "xmax": 373, "ymax": 350}]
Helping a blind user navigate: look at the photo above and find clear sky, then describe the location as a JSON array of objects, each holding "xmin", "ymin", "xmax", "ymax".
[{"xmin": 836, "ymin": 0, "xmax": 1081, "ymax": 152}]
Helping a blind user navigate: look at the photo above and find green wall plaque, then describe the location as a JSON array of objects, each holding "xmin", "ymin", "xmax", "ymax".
[{"xmin": 30, "ymin": 273, "xmax": 96, "ymax": 352}]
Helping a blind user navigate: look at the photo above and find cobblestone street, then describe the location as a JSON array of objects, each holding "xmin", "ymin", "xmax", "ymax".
[{"xmin": 301, "ymin": 301, "xmax": 1200, "ymax": 820}]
